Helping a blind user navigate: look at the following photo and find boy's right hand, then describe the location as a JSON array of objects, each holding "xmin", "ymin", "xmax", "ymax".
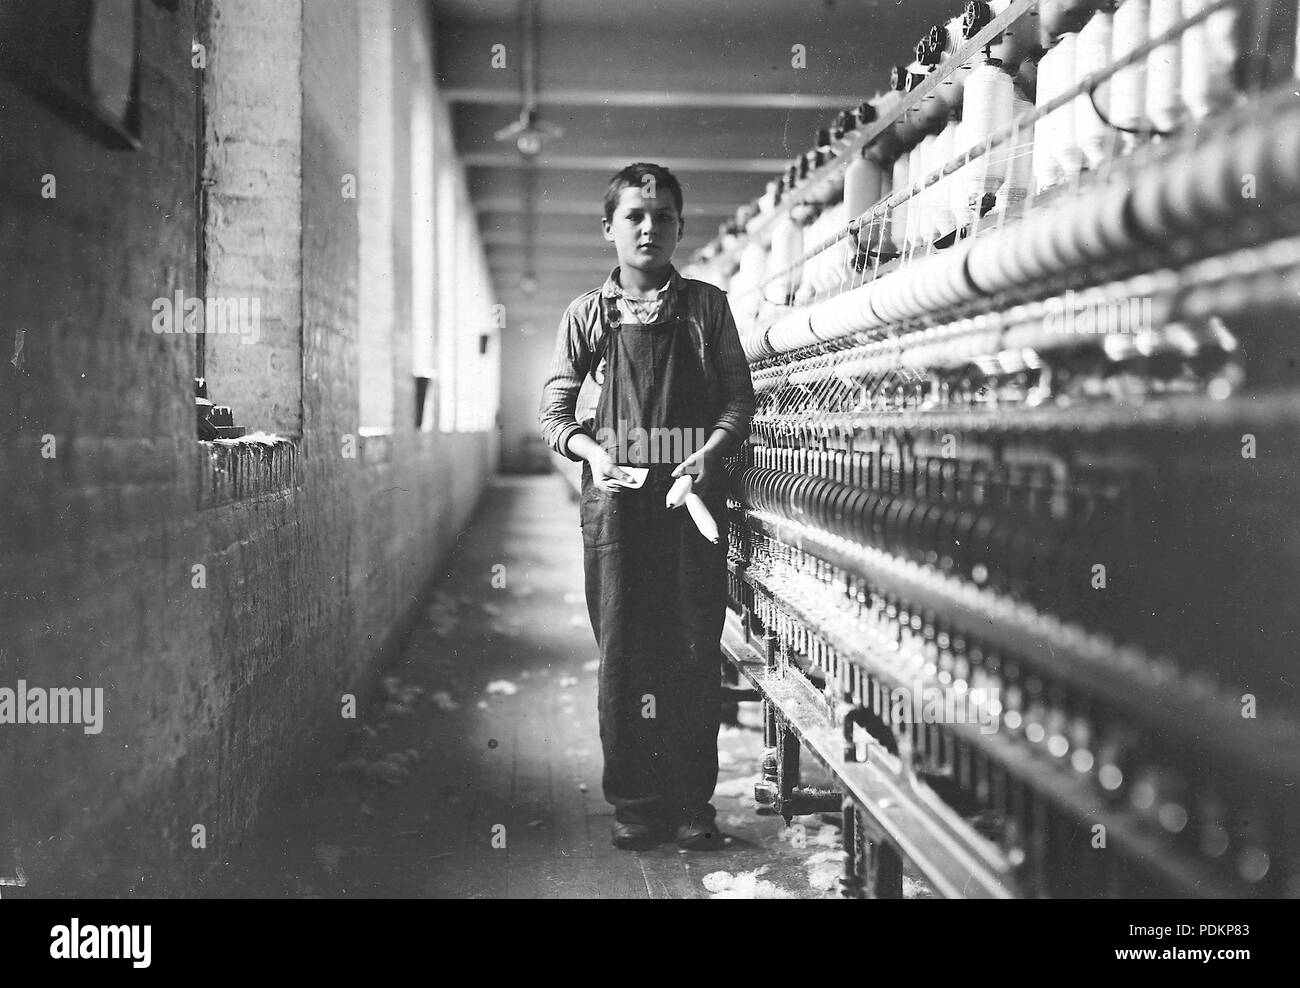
[{"xmin": 590, "ymin": 452, "xmax": 634, "ymax": 492}]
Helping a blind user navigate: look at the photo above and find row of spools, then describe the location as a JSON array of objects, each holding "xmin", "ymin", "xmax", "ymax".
[
  {"xmin": 697, "ymin": 0, "xmax": 1251, "ymax": 354},
  {"xmin": 732, "ymin": 463, "xmax": 1123, "ymax": 607}
]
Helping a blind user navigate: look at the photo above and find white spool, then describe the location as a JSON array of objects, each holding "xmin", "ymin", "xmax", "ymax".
[
  {"xmin": 949, "ymin": 117, "xmax": 972, "ymax": 228},
  {"xmin": 684, "ymin": 493, "xmax": 719, "ymax": 544},
  {"xmin": 931, "ymin": 121, "xmax": 959, "ymax": 240},
  {"xmin": 808, "ymin": 280, "xmax": 884, "ymax": 341},
  {"xmin": 808, "ymin": 206, "xmax": 830, "ymax": 298},
  {"xmin": 996, "ymin": 87, "xmax": 1035, "ymax": 213},
  {"xmin": 843, "ymin": 152, "xmax": 886, "ymax": 262},
  {"xmin": 844, "ymin": 150, "xmax": 887, "ymax": 221},
  {"xmin": 734, "ymin": 240, "xmax": 768, "ymax": 328},
  {"xmin": 1111, "ymin": 0, "xmax": 1150, "ymax": 143},
  {"xmin": 765, "ymin": 214, "xmax": 803, "ymax": 304},
  {"xmin": 871, "ymin": 150, "xmax": 895, "ymax": 252},
  {"xmin": 809, "ymin": 202, "xmax": 848, "ymax": 297},
  {"xmin": 1052, "ymin": 33, "xmax": 1084, "ymax": 179},
  {"xmin": 1076, "ymin": 8, "xmax": 1116, "ymax": 168},
  {"xmin": 1033, "ymin": 46, "xmax": 1064, "ymax": 193},
  {"xmin": 795, "ymin": 209, "xmax": 825, "ymax": 303},
  {"xmin": 665, "ymin": 475, "xmax": 696, "ymax": 509},
  {"xmin": 891, "ymin": 153, "xmax": 911, "ymax": 250},
  {"xmin": 1181, "ymin": 0, "xmax": 1238, "ymax": 121},
  {"xmin": 959, "ymin": 60, "xmax": 1015, "ymax": 219},
  {"xmin": 905, "ymin": 139, "xmax": 932, "ymax": 250},
  {"xmin": 1147, "ymin": 0, "xmax": 1182, "ymax": 133}
]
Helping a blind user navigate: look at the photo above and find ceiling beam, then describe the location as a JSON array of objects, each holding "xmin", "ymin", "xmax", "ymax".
[
  {"xmin": 451, "ymin": 102, "xmax": 834, "ymax": 162},
  {"xmin": 462, "ymin": 153, "xmax": 780, "ymax": 173},
  {"xmin": 434, "ymin": 21, "xmax": 936, "ymax": 103},
  {"xmin": 442, "ymin": 87, "xmax": 864, "ymax": 110},
  {"xmin": 466, "ymin": 167, "xmax": 771, "ymax": 214},
  {"xmin": 473, "ymin": 197, "xmax": 736, "ymax": 216}
]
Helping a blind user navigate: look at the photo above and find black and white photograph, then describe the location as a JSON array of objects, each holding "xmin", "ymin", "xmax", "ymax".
[{"xmin": 1, "ymin": 0, "xmax": 1298, "ymax": 941}]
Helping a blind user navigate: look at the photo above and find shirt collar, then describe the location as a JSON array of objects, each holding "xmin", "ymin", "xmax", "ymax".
[{"xmin": 601, "ymin": 265, "xmax": 682, "ymax": 300}]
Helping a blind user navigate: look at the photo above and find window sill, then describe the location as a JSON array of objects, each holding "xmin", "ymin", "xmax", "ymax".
[{"xmin": 197, "ymin": 432, "xmax": 300, "ymax": 509}]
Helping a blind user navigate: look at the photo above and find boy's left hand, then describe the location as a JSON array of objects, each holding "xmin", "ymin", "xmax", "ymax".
[{"xmin": 673, "ymin": 449, "xmax": 721, "ymax": 496}]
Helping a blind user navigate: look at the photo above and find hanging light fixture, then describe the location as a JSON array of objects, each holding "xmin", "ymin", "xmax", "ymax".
[{"xmin": 492, "ymin": 0, "xmax": 564, "ymax": 157}]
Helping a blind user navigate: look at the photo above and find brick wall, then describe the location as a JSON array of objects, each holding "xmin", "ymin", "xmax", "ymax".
[{"xmin": 0, "ymin": 0, "xmax": 495, "ymax": 895}]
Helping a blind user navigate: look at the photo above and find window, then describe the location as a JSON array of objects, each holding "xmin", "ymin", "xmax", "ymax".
[
  {"xmin": 455, "ymin": 223, "xmax": 499, "ymax": 432},
  {"xmin": 196, "ymin": 0, "xmax": 303, "ymax": 438},
  {"xmin": 435, "ymin": 161, "xmax": 458, "ymax": 432},
  {"xmin": 410, "ymin": 80, "xmax": 436, "ymax": 430},
  {"xmin": 358, "ymin": 0, "xmax": 396, "ymax": 433}
]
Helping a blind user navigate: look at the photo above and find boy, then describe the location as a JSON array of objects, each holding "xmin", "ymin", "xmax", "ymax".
[{"xmin": 538, "ymin": 163, "xmax": 755, "ymax": 851}]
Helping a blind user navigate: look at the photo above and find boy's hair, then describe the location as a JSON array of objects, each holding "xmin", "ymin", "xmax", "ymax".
[{"xmin": 603, "ymin": 162, "xmax": 684, "ymax": 224}]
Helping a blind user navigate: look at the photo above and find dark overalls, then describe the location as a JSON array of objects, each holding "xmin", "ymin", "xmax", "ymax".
[{"xmin": 579, "ymin": 290, "xmax": 728, "ymax": 828}]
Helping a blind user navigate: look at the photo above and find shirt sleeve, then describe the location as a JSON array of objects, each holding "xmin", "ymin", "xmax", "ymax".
[
  {"xmin": 708, "ymin": 290, "xmax": 756, "ymax": 447},
  {"xmin": 538, "ymin": 302, "xmax": 593, "ymax": 462}
]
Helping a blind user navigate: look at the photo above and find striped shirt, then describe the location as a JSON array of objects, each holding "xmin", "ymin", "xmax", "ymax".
[{"xmin": 538, "ymin": 266, "xmax": 755, "ymax": 462}]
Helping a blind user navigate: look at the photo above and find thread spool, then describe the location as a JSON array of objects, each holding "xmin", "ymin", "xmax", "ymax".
[
  {"xmin": 844, "ymin": 148, "xmax": 888, "ymax": 220},
  {"xmin": 1074, "ymin": 172, "xmax": 1135, "ymax": 257},
  {"xmin": 959, "ymin": 58, "xmax": 1015, "ymax": 220},
  {"xmin": 1076, "ymin": 6, "xmax": 1116, "ymax": 168},
  {"xmin": 1033, "ymin": 46, "xmax": 1064, "ymax": 192},
  {"xmin": 996, "ymin": 85, "xmax": 1035, "ymax": 213},
  {"xmin": 891, "ymin": 153, "xmax": 911, "ymax": 250},
  {"xmin": 936, "ymin": 14, "xmax": 978, "ymax": 111},
  {"xmin": 823, "ymin": 202, "xmax": 852, "ymax": 295},
  {"xmin": 1143, "ymin": 110, "xmax": 1290, "ymax": 241},
  {"xmin": 1110, "ymin": 0, "xmax": 1150, "ymax": 146},
  {"xmin": 931, "ymin": 120, "xmax": 960, "ymax": 240},
  {"xmin": 1146, "ymin": 0, "xmax": 1182, "ymax": 133},
  {"xmin": 765, "ymin": 214, "xmax": 803, "ymax": 304},
  {"xmin": 684, "ymin": 493, "xmax": 720, "ymax": 544},
  {"xmin": 1051, "ymin": 33, "xmax": 1085, "ymax": 179},
  {"xmin": 1039, "ymin": 0, "xmax": 1068, "ymax": 47},
  {"xmin": 949, "ymin": 115, "xmax": 973, "ymax": 229},
  {"xmin": 800, "ymin": 208, "xmax": 829, "ymax": 302},
  {"xmin": 845, "ymin": 149, "xmax": 889, "ymax": 258},
  {"xmin": 1181, "ymin": 0, "xmax": 1238, "ymax": 122},
  {"xmin": 822, "ymin": 202, "xmax": 845, "ymax": 295},
  {"xmin": 873, "ymin": 149, "xmax": 895, "ymax": 251},
  {"xmin": 1017, "ymin": 46, "xmax": 1039, "ymax": 97},
  {"xmin": 809, "ymin": 281, "xmax": 884, "ymax": 341},
  {"xmin": 734, "ymin": 240, "xmax": 768, "ymax": 328},
  {"xmin": 905, "ymin": 138, "xmax": 932, "ymax": 250}
]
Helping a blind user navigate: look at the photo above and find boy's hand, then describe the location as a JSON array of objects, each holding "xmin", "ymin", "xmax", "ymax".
[
  {"xmin": 673, "ymin": 448, "xmax": 721, "ymax": 496},
  {"xmin": 591, "ymin": 452, "xmax": 634, "ymax": 492}
]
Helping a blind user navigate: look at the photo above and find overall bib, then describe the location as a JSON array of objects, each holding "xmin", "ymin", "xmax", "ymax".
[{"xmin": 579, "ymin": 291, "xmax": 728, "ymax": 827}]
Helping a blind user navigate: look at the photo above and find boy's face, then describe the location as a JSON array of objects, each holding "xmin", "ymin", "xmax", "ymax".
[{"xmin": 602, "ymin": 184, "xmax": 683, "ymax": 275}]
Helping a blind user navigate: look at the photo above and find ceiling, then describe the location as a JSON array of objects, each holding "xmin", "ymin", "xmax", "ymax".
[{"xmin": 432, "ymin": 0, "xmax": 954, "ymax": 331}]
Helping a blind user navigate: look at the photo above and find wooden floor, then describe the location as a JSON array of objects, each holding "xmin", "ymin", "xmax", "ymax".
[{"xmin": 221, "ymin": 474, "xmax": 858, "ymax": 899}]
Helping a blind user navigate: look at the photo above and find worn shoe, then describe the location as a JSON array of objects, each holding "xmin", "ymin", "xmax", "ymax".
[
  {"xmin": 674, "ymin": 818, "xmax": 721, "ymax": 851},
  {"xmin": 611, "ymin": 821, "xmax": 660, "ymax": 851}
]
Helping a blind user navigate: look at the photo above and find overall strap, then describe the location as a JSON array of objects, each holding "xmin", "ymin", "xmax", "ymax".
[
  {"xmin": 591, "ymin": 281, "xmax": 694, "ymax": 375},
  {"xmin": 590, "ymin": 293, "xmax": 621, "ymax": 379}
]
